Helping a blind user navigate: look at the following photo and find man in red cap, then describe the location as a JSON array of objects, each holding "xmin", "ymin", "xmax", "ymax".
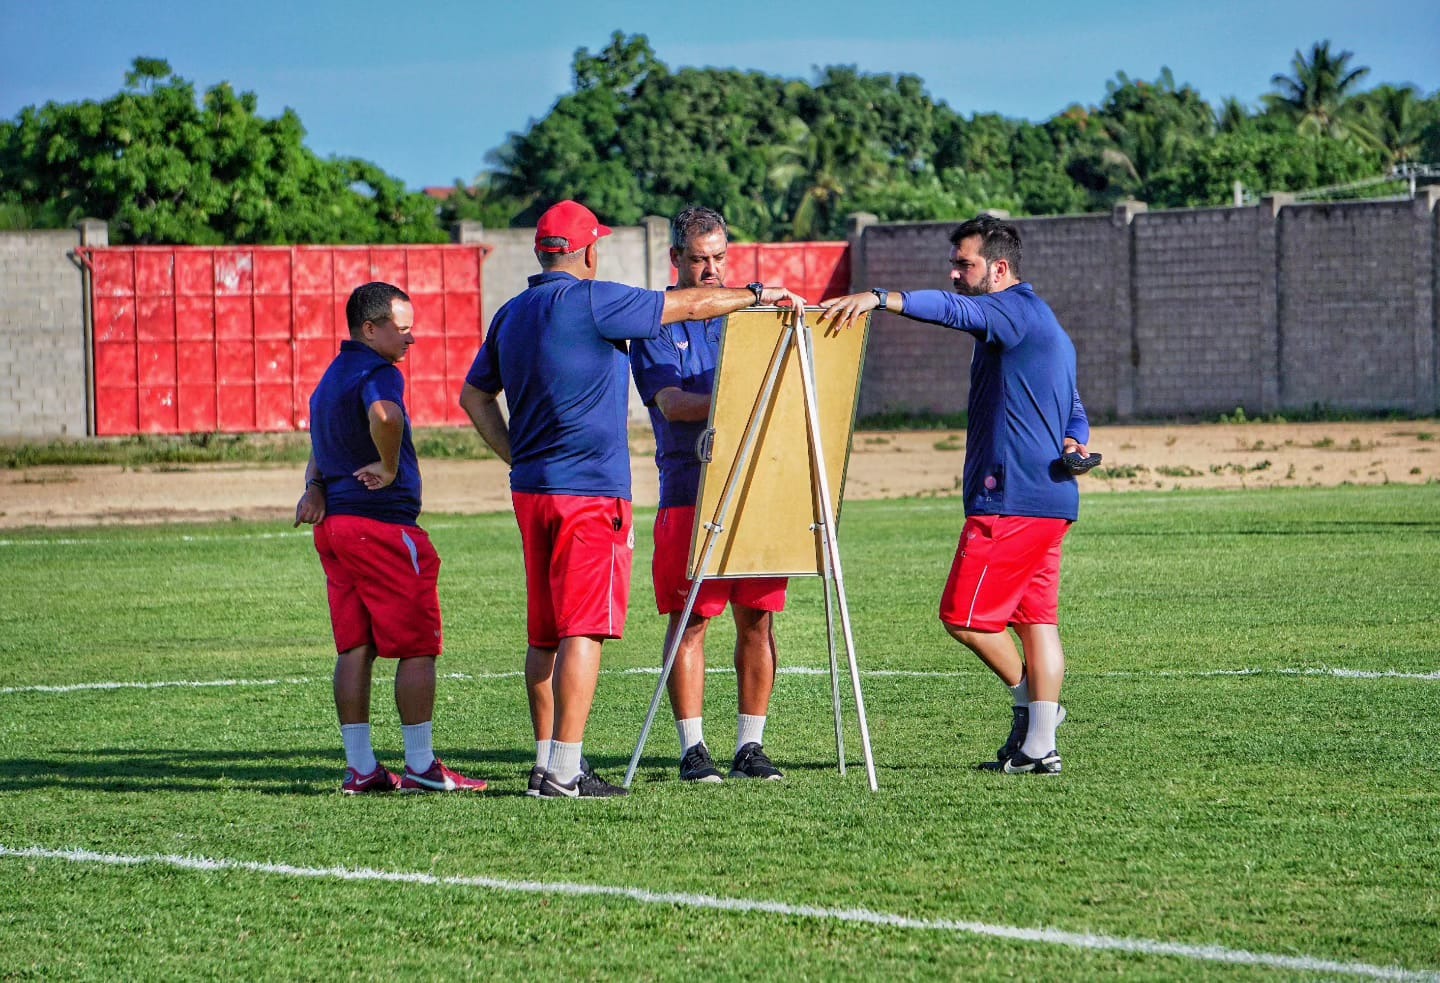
[{"xmin": 460, "ymin": 200, "xmax": 806, "ymax": 798}]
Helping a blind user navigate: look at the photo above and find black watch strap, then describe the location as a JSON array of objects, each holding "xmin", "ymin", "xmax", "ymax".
[
  {"xmin": 746, "ymin": 282, "xmax": 764, "ymax": 306},
  {"xmin": 871, "ymin": 288, "xmax": 889, "ymax": 310}
]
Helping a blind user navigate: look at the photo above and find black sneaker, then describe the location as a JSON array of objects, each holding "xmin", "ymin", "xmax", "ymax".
[
  {"xmin": 1002, "ymin": 749, "xmax": 1062, "ymax": 775},
  {"xmin": 730, "ymin": 742, "xmax": 783, "ymax": 780},
  {"xmin": 539, "ymin": 760, "xmax": 628, "ymax": 798},
  {"xmin": 978, "ymin": 704, "xmax": 1066, "ymax": 771},
  {"xmin": 526, "ymin": 765, "xmax": 545, "ymax": 797},
  {"xmin": 679, "ymin": 742, "xmax": 724, "ymax": 783}
]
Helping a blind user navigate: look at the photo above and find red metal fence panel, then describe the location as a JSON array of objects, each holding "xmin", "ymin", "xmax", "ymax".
[{"xmin": 80, "ymin": 244, "xmax": 490, "ymax": 435}]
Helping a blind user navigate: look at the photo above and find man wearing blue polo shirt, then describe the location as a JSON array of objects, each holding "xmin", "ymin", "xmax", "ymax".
[
  {"xmin": 630, "ymin": 205, "xmax": 788, "ymax": 784},
  {"xmin": 459, "ymin": 200, "xmax": 805, "ymax": 798},
  {"xmin": 296, "ymin": 281, "xmax": 487, "ymax": 796},
  {"xmin": 821, "ymin": 216, "xmax": 1093, "ymax": 776}
]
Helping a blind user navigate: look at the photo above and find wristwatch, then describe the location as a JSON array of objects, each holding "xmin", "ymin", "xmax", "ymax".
[
  {"xmin": 871, "ymin": 288, "xmax": 889, "ymax": 310},
  {"xmin": 746, "ymin": 282, "xmax": 765, "ymax": 306}
]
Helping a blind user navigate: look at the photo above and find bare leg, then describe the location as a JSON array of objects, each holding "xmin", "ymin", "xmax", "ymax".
[
  {"xmin": 552, "ymin": 635, "xmax": 604, "ymax": 744},
  {"xmin": 665, "ymin": 612, "xmax": 710, "ymax": 721},
  {"xmin": 393, "ymin": 655, "xmax": 437, "ymax": 726},
  {"xmin": 334, "ymin": 644, "xmax": 377, "ymax": 725},
  {"xmin": 733, "ymin": 605, "xmax": 776, "ymax": 717},
  {"xmin": 1013, "ymin": 623, "xmax": 1064, "ymax": 702},
  {"xmin": 526, "ymin": 645, "xmax": 557, "ymax": 742},
  {"xmin": 944, "ymin": 622, "xmax": 1024, "ymax": 686}
]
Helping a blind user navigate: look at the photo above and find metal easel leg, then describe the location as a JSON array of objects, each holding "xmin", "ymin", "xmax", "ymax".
[
  {"xmin": 794, "ymin": 317, "xmax": 878, "ymax": 790},
  {"xmin": 817, "ymin": 523, "xmax": 846, "ymax": 775}
]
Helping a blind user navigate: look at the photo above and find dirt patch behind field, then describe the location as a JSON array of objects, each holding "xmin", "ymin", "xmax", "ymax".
[{"xmin": 1, "ymin": 421, "xmax": 1435, "ymax": 529}]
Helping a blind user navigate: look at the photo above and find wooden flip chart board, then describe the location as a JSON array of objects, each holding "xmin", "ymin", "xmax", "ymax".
[{"xmin": 689, "ymin": 307, "xmax": 871, "ymax": 578}]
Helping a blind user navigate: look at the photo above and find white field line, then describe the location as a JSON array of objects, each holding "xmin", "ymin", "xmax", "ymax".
[
  {"xmin": 3, "ymin": 664, "xmax": 1437, "ymax": 698},
  {"xmin": 0, "ymin": 845, "xmax": 1433, "ymax": 981}
]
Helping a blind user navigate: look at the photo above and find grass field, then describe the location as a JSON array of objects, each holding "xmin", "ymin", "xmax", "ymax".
[{"xmin": 2, "ymin": 485, "xmax": 1438, "ymax": 980}]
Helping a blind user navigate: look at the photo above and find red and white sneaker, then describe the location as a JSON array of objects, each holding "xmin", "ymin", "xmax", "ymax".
[
  {"xmin": 342, "ymin": 763, "xmax": 399, "ymax": 795},
  {"xmin": 399, "ymin": 757, "xmax": 488, "ymax": 793}
]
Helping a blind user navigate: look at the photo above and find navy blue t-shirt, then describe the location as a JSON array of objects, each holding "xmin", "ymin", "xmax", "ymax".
[
  {"xmin": 629, "ymin": 315, "xmax": 722, "ymax": 508},
  {"xmin": 466, "ymin": 271, "xmax": 665, "ymax": 499},
  {"xmin": 900, "ymin": 283, "xmax": 1090, "ymax": 521},
  {"xmin": 308, "ymin": 340, "xmax": 421, "ymax": 525}
]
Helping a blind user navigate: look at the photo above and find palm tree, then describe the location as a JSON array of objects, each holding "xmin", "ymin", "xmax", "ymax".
[
  {"xmin": 1354, "ymin": 84, "xmax": 1426, "ymax": 165},
  {"xmin": 1264, "ymin": 41, "xmax": 1371, "ymax": 140}
]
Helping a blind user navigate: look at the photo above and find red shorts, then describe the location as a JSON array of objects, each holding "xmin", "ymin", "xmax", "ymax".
[
  {"xmin": 513, "ymin": 492, "xmax": 633, "ymax": 649},
  {"xmin": 313, "ymin": 514, "xmax": 443, "ymax": 659},
  {"xmin": 938, "ymin": 515, "xmax": 1070, "ymax": 632},
  {"xmin": 652, "ymin": 506, "xmax": 788, "ymax": 618}
]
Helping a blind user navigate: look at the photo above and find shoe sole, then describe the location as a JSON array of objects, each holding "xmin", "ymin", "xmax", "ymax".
[
  {"xmin": 681, "ymin": 773, "xmax": 724, "ymax": 783},
  {"xmin": 1002, "ymin": 757, "xmax": 1062, "ymax": 775},
  {"xmin": 399, "ymin": 781, "xmax": 487, "ymax": 793},
  {"xmin": 728, "ymin": 771, "xmax": 783, "ymax": 781}
]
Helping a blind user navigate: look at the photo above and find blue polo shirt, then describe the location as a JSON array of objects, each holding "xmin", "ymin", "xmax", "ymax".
[
  {"xmin": 308, "ymin": 340, "xmax": 421, "ymax": 525},
  {"xmin": 899, "ymin": 283, "xmax": 1090, "ymax": 521},
  {"xmin": 467, "ymin": 271, "xmax": 665, "ymax": 499},
  {"xmin": 630, "ymin": 315, "xmax": 722, "ymax": 508}
]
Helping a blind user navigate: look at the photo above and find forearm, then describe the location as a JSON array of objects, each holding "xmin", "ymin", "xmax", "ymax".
[
  {"xmin": 368, "ymin": 402, "xmax": 404, "ymax": 474},
  {"xmin": 654, "ymin": 387, "xmax": 711, "ymax": 423},
  {"xmin": 660, "ymin": 286, "xmax": 760, "ymax": 325},
  {"xmin": 459, "ymin": 384, "xmax": 512, "ymax": 464}
]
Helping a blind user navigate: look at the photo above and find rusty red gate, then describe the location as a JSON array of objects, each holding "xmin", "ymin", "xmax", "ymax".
[{"xmin": 78, "ymin": 244, "xmax": 490, "ymax": 435}]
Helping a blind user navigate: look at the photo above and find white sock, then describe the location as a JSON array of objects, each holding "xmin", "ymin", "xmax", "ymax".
[
  {"xmin": 340, "ymin": 723, "xmax": 378, "ymax": 775},
  {"xmin": 1021, "ymin": 701, "xmax": 1060, "ymax": 758},
  {"xmin": 737, "ymin": 713, "xmax": 767, "ymax": 753},
  {"xmin": 1009, "ymin": 676, "xmax": 1030, "ymax": 706},
  {"xmin": 676, "ymin": 717, "xmax": 705, "ymax": 753},
  {"xmin": 534, "ymin": 739, "xmax": 552, "ymax": 770},
  {"xmin": 547, "ymin": 740, "xmax": 583, "ymax": 785},
  {"xmin": 401, "ymin": 721, "xmax": 435, "ymax": 774}
]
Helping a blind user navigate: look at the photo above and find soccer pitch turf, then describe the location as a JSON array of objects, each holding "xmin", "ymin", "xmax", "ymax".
[{"xmin": 2, "ymin": 485, "xmax": 1438, "ymax": 980}]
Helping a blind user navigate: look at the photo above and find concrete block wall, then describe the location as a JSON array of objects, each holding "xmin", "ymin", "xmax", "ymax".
[
  {"xmin": 0, "ymin": 227, "xmax": 92, "ymax": 438},
  {"xmin": 1132, "ymin": 206, "xmax": 1268, "ymax": 416},
  {"xmin": 854, "ymin": 194, "xmax": 1440, "ymax": 422},
  {"xmin": 1277, "ymin": 199, "xmax": 1431, "ymax": 411}
]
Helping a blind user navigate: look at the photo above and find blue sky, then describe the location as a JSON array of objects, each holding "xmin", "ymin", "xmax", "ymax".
[{"xmin": 4, "ymin": 0, "xmax": 1436, "ymax": 190}]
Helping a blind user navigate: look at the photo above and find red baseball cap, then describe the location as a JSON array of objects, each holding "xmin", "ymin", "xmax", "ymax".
[{"xmin": 534, "ymin": 200, "xmax": 613, "ymax": 253}]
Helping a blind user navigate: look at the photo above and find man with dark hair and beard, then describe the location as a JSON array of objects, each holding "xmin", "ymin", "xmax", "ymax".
[{"xmin": 821, "ymin": 215, "xmax": 1094, "ymax": 776}]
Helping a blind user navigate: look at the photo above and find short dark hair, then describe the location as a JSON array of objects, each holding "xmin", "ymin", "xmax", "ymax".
[
  {"xmin": 949, "ymin": 215, "xmax": 1022, "ymax": 278},
  {"xmin": 345, "ymin": 282, "xmax": 410, "ymax": 338},
  {"xmin": 536, "ymin": 239, "xmax": 583, "ymax": 269},
  {"xmin": 671, "ymin": 205, "xmax": 728, "ymax": 251}
]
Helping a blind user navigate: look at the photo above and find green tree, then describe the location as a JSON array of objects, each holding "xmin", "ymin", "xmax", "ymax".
[{"xmin": 0, "ymin": 58, "xmax": 447, "ymax": 243}]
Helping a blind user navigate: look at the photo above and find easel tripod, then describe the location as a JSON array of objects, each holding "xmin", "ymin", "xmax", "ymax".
[{"xmin": 623, "ymin": 309, "xmax": 878, "ymax": 791}]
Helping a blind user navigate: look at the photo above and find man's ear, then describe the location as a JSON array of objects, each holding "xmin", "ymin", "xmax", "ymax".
[
  {"xmin": 585, "ymin": 242, "xmax": 599, "ymax": 272},
  {"xmin": 669, "ymin": 245, "xmax": 681, "ymax": 271}
]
